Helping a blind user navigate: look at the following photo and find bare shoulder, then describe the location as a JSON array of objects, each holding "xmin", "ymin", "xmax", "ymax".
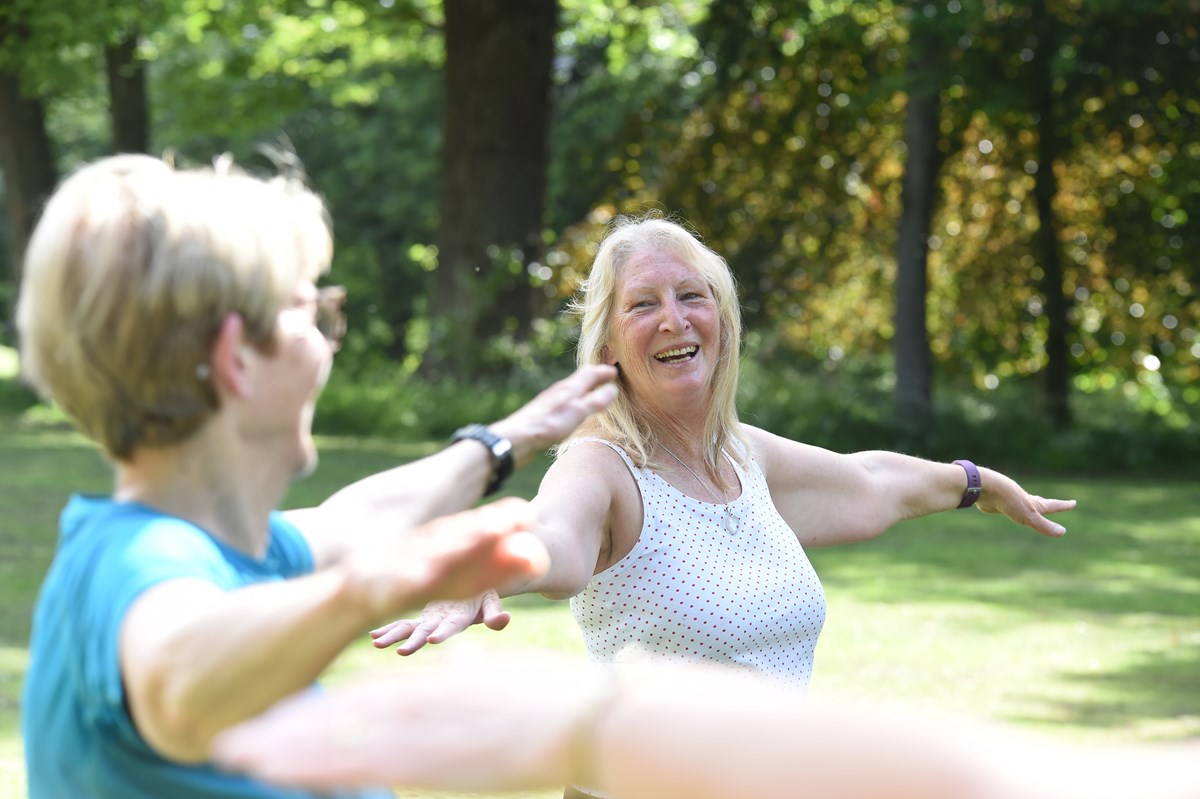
[
  {"xmin": 739, "ymin": 423, "xmax": 774, "ymax": 458},
  {"xmin": 539, "ymin": 439, "xmax": 635, "ymax": 500},
  {"xmin": 535, "ymin": 439, "xmax": 643, "ymax": 573},
  {"xmin": 549, "ymin": 436, "xmax": 633, "ymax": 472}
]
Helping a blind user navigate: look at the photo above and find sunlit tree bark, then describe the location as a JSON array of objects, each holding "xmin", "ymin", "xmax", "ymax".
[
  {"xmin": 893, "ymin": 7, "xmax": 950, "ymax": 439},
  {"xmin": 106, "ymin": 30, "xmax": 149, "ymax": 154},
  {"xmin": 428, "ymin": 0, "xmax": 558, "ymax": 378},
  {"xmin": 0, "ymin": 9, "xmax": 58, "ymax": 328},
  {"xmin": 1030, "ymin": 0, "xmax": 1071, "ymax": 427}
]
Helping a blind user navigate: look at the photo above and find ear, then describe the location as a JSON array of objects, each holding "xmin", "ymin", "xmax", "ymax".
[
  {"xmin": 601, "ymin": 344, "xmax": 618, "ymax": 366},
  {"xmin": 208, "ymin": 313, "xmax": 254, "ymax": 399}
]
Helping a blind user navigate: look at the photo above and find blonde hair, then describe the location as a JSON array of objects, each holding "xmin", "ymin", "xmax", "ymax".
[
  {"xmin": 16, "ymin": 153, "xmax": 332, "ymax": 461},
  {"xmin": 568, "ymin": 214, "xmax": 747, "ymax": 480}
]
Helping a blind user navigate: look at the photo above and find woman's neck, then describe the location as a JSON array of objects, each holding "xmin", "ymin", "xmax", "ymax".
[{"xmin": 113, "ymin": 433, "xmax": 288, "ymax": 558}]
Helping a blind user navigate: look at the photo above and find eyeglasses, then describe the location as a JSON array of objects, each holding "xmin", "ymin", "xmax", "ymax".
[
  {"xmin": 311, "ymin": 285, "xmax": 347, "ymax": 352},
  {"xmin": 285, "ymin": 285, "xmax": 348, "ymax": 352},
  {"xmin": 196, "ymin": 286, "xmax": 348, "ymax": 382}
]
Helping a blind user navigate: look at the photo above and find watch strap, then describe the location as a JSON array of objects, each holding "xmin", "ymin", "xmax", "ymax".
[
  {"xmin": 450, "ymin": 424, "xmax": 514, "ymax": 497},
  {"xmin": 952, "ymin": 459, "xmax": 982, "ymax": 509}
]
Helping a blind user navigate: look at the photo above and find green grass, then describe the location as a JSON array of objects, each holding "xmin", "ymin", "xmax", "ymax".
[{"xmin": 2, "ymin": 415, "xmax": 1198, "ymax": 798}]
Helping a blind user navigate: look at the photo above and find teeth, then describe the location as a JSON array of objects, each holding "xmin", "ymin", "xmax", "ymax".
[{"xmin": 655, "ymin": 346, "xmax": 698, "ymax": 361}]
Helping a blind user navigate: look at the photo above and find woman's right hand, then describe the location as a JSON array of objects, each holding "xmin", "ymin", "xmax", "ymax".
[
  {"xmin": 490, "ymin": 364, "xmax": 618, "ymax": 468},
  {"xmin": 369, "ymin": 589, "xmax": 510, "ymax": 655}
]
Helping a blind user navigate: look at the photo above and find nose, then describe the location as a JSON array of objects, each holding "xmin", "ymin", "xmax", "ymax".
[{"xmin": 658, "ymin": 298, "xmax": 690, "ymax": 333}]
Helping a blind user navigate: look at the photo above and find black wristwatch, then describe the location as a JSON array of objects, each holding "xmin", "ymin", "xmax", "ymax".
[{"xmin": 450, "ymin": 424, "xmax": 514, "ymax": 496}]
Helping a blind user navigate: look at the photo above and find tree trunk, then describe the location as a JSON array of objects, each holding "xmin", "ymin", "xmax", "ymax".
[
  {"xmin": 892, "ymin": 24, "xmax": 942, "ymax": 439},
  {"xmin": 0, "ymin": 64, "xmax": 58, "ymax": 331},
  {"xmin": 1031, "ymin": 1, "xmax": 1072, "ymax": 427},
  {"xmin": 427, "ymin": 0, "xmax": 558, "ymax": 379},
  {"xmin": 106, "ymin": 31, "xmax": 150, "ymax": 154}
]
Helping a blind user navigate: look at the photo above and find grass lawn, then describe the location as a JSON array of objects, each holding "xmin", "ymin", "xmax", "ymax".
[{"xmin": 2, "ymin": 417, "xmax": 1198, "ymax": 798}]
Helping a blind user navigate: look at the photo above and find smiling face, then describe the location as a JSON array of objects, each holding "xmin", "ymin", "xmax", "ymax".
[
  {"xmin": 603, "ymin": 248, "xmax": 721, "ymax": 415},
  {"xmin": 242, "ymin": 280, "xmax": 337, "ymax": 480}
]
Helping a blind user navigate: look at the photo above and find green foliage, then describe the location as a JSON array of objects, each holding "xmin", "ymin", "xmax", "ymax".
[
  {"xmin": 0, "ymin": 347, "xmax": 36, "ymax": 413},
  {"xmin": 736, "ymin": 337, "xmax": 1200, "ymax": 476},
  {"xmin": 548, "ymin": 0, "xmax": 707, "ymax": 229},
  {"xmin": 572, "ymin": 0, "xmax": 1198, "ymax": 424},
  {"xmin": 314, "ymin": 339, "xmax": 575, "ymax": 439},
  {"xmin": 288, "ymin": 331, "xmax": 1200, "ymax": 477},
  {"xmin": 0, "ymin": 378, "xmax": 38, "ymax": 416},
  {"xmin": 2, "ymin": 0, "xmax": 1197, "ymax": 448}
]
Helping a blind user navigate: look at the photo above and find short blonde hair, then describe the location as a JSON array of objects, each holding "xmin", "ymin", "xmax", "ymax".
[
  {"xmin": 568, "ymin": 214, "xmax": 747, "ymax": 479},
  {"xmin": 16, "ymin": 153, "xmax": 333, "ymax": 461}
]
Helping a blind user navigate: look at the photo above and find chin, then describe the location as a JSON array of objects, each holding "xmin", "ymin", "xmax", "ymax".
[
  {"xmin": 294, "ymin": 456, "xmax": 318, "ymax": 480},
  {"xmin": 292, "ymin": 437, "xmax": 319, "ymax": 480}
]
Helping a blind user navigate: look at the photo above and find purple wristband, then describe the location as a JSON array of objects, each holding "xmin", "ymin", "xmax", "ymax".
[{"xmin": 952, "ymin": 459, "xmax": 982, "ymax": 509}]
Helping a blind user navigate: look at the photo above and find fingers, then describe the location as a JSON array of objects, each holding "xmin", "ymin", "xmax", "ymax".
[
  {"xmin": 394, "ymin": 613, "xmax": 485, "ymax": 655},
  {"xmin": 395, "ymin": 623, "xmax": 438, "ymax": 655},
  {"xmin": 370, "ymin": 619, "xmax": 417, "ymax": 648},
  {"xmin": 1030, "ymin": 496, "xmax": 1076, "ymax": 537},
  {"xmin": 480, "ymin": 590, "xmax": 512, "ymax": 631},
  {"xmin": 563, "ymin": 364, "xmax": 619, "ymax": 414},
  {"xmin": 1029, "ymin": 515, "xmax": 1068, "ymax": 538},
  {"xmin": 562, "ymin": 363, "xmax": 619, "ymax": 395},
  {"xmin": 496, "ymin": 530, "xmax": 551, "ymax": 582},
  {"xmin": 493, "ymin": 365, "xmax": 618, "ymax": 464},
  {"xmin": 413, "ymin": 499, "xmax": 544, "ymax": 600},
  {"xmin": 1040, "ymin": 498, "xmax": 1077, "ymax": 515},
  {"xmin": 346, "ymin": 498, "xmax": 545, "ymax": 620},
  {"xmin": 424, "ymin": 496, "xmax": 535, "ymax": 541},
  {"xmin": 373, "ymin": 594, "xmax": 509, "ymax": 655},
  {"xmin": 982, "ymin": 495, "xmax": 1075, "ymax": 538}
]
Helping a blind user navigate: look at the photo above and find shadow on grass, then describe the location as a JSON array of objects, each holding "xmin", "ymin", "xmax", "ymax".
[
  {"xmin": 1006, "ymin": 643, "xmax": 1200, "ymax": 738},
  {"xmin": 811, "ymin": 477, "xmax": 1200, "ymax": 738}
]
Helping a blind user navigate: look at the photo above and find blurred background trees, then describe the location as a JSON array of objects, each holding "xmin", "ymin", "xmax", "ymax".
[{"xmin": 1, "ymin": 0, "xmax": 1196, "ymax": 472}]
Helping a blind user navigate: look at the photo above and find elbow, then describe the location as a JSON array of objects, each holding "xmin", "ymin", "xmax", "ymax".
[
  {"xmin": 840, "ymin": 528, "xmax": 881, "ymax": 545},
  {"xmin": 535, "ymin": 576, "xmax": 589, "ymax": 601},
  {"xmin": 136, "ymin": 708, "xmax": 214, "ymax": 765},
  {"xmin": 533, "ymin": 566, "xmax": 592, "ymax": 602},
  {"xmin": 130, "ymin": 674, "xmax": 224, "ymax": 764}
]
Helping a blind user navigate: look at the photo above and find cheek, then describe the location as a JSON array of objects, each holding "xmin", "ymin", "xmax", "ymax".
[{"xmin": 285, "ymin": 331, "xmax": 332, "ymax": 389}]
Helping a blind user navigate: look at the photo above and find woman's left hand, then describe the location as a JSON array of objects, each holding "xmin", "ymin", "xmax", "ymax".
[
  {"xmin": 369, "ymin": 590, "xmax": 509, "ymax": 655},
  {"xmin": 975, "ymin": 469, "xmax": 1076, "ymax": 537}
]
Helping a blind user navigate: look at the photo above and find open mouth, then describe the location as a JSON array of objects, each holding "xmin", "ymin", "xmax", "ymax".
[{"xmin": 654, "ymin": 346, "xmax": 698, "ymax": 364}]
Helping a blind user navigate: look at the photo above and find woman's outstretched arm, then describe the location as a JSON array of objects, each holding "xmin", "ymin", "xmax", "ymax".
[{"xmin": 211, "ymin": 653, "xmax": 1200, "ymax": 799}]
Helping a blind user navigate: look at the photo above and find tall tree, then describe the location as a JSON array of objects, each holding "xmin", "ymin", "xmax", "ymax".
[
  {"xmin": 106, "ymin": 30, "xmax": 149, "ymax": 154},
  {"xmin": 428, "ymin": 0, "xmax": 558, "ymax": 378},
  {"xmin": 1028, "ymin": 0, "xmax": 1071, "ymax": 427},
  {"xmin": 0, "ymin": 4, "xmax": 58, "ymax": 326},
  {"xmin": 892, "ymin": 7, "xmax": 946, "ymax": 437}
]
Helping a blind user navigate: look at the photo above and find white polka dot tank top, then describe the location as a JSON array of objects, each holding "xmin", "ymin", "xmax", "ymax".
[{"xmin": 569, "ymin": 438, "xmax": 827, "ymax": 690}]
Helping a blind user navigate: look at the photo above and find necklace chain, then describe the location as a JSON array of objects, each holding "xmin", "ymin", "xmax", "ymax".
[
  {"xmin": 660, "ymin": 445, "xmax": 739, "ymax": 535},
  {"xmin": 660, "ymin": 446, "xmax": 726, "ymax": 504}
]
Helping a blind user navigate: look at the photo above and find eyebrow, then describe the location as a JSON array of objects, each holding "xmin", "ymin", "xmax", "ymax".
[{"xmin": 621, "ymin": 277, "xmax": 707, "ymax": 295}]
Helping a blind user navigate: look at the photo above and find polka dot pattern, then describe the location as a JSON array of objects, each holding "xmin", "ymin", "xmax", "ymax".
[{"xmin": 570, "ymin": 439, "xmax": 826, "ymax": 690}]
